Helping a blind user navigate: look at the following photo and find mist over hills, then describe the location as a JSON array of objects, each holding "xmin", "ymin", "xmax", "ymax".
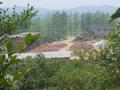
[
  {"xmin": 3, "ymin": 5, "xmax": 117, "ymax": 17},
  {"xmin": 35, "ymin": 5, "xmax": 117, "ymax": 17},
  {"xmin": 66, "ymin": 5, "xmax": 117, "ymax": 14}
]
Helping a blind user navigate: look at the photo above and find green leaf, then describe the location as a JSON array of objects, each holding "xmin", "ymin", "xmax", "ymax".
[
  {"xmin": 31, "ymin": 34, "xmax": 40, "ymax": 42},
  {"xmin": 10, "ymin": 55, "xmax": 21, "ymax": 64},
  {"xmin": 24, "ymin": 33, "xmax": 40, "ymax": 46},
  {"xmin": 13, "ymin": 67, "xmax": 31, "ymax": 81},
  {"xmin": 18, "ymin": 42, "xmax": 24, "ymax": 53},
  {"xmin": 10, "ymin": 55, "xmax": 20, "ymax": 64},
  {"xmin": 1, "ymin": 62, "xmax": 11, "ymax": 75},
  {"xmin": 24, "ymin": 33, "xmax": 32, "ymax": 45},
  {"xmin": 110, "ymin": 8, "xmax": 120, "ymax": 22},
  {"xmin": 6, "ymin": 40, "xmax": 14, "ymax": 55},
  {"xmin": 0, "ymin": 53, "xmax": 5, "ymax": 64}
]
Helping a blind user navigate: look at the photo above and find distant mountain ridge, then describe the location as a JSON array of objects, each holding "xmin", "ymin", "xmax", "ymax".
[
  {"xmin": 3, "ymin": 5, "xmax": 117, "ymax": 16},
  {"xmin": 36, "ymin": 5, "xmax": 117, "ymax": 15},
  {"xmin": 66, "ymin": 5, "xmax": 117, "ymax": 14}
]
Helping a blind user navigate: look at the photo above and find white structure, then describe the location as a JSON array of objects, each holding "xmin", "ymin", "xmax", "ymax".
[
  {"xmin": 8, "ymin": 32, "xmax": 40, "ymax": 38},
  {"xmin": 16, "ymin": 52, "xmax": 40, "ymax": 59},
  {"xmin": 42, "ymin": 51, "xmax": 72, "ymax": 59},
  {"xmin": 16, "ymin": 51, "xmax": 72, "ymax": 59},
  {"xmin": 92, "ymin": 40, "xmax": 107, "ymax": 50}
]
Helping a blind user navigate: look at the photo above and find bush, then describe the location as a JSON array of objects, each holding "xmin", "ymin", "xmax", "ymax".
[
  {"xmin": 99, "ymin": 28, "xmax": 120, "ymax": 89},
  {"xmin": 16, "ymin": 57, "xmax": 112, "ymax": 90},
  {"xmin": 54, "ymin": 60, "xmax": 109, "ymax": 90},
  {"xmin": 17, "ymin": 57, "xmax": 66, "ymax": 90}
]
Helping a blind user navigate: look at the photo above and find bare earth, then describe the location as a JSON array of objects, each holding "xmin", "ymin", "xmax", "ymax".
[{"xmin": 59, "ymin": 40, "xmax": 74, "ymax": 51}]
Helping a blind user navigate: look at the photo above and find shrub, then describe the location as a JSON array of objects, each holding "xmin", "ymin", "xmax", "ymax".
[
  {"xmin": 17, "ymin": 57, "xmax": 66, "ymax": 90},
  {"xmin": 17, "ymin": 57, "xmax": 110, "ymax": 90}
]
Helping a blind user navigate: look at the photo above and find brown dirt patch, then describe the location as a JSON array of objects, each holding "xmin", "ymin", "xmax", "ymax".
[
  {"xmin": 70, "ymin": 42, "xmax": 92, "ymax": 51},
  {"xmin": 30, "ymin": 43, "xmax": 67, "ymax": 52}
]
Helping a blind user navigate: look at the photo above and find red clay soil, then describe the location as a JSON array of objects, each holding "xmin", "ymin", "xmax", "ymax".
[
  {"xmin": 70, "ymin": 42, "xmax": 92, "ymax": 51},
  {"xmin": 30, "ymin": 43, "xmax": 67, "ymax": 52}
]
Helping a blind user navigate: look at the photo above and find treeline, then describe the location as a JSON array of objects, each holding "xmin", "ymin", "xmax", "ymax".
[{"xmin": 29, "ymin": 11, "xmax": 114, "ymax": 40}]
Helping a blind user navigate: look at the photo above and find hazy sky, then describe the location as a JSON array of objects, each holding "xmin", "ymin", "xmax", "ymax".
[{"xmin": 0, "ymin": 0, "xmax": 120, "ymax": 9}]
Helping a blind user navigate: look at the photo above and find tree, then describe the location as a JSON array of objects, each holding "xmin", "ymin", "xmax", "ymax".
[
  {"xmin": 68, "ymin": 13, "xmax": 73, "ymax": 36},
  {"xmin": 60, "ymin": 11, "xmax": 68, "ymax": 37},
  {"xmin": 0, "ymin": 2, "xmax": 39, "ymax": 89},
  {"xmin": 73, "ymin": 12, "xmax": 80, "ymax": 33},
  {"xmin": 80, "ymin": 13, "xmax": 88, "ymax": 31},
  {"xmin": 0, "ymin": 4, "xmax": 37, "ymax": 35},
  {"xmin": 50, "ymin": 11, "xmax": 68, "ymax": 40}
]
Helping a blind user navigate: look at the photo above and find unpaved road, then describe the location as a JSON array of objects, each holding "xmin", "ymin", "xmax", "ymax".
[{"xmin": 59, "ymin": 40, "xmax": 74, "ymax": 51}]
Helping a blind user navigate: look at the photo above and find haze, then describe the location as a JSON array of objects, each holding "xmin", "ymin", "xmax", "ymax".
[{"xmin": 0, "ymin": 0, "xmax": 120, "ymax": 9}]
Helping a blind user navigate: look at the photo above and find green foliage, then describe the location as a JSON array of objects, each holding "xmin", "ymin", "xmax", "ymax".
[
  {"xmin": 80, "ymin": 11, "xmax": 111, "ymax": 31},
  {"xmin": 0, "ymin": 4, "xmax": 37, "ymax": 35},
  {"xmin": 16, "ymin": 57, "xmax": 113, "ymax": 90},
  {"xmin": 0, "ymin": 34, "xmax": 39, "ymax": 89},
  {"xmin": 30, "ymin": 11, "xmax": 113, "ymax": 40},
  {"xmin": 48, "ymin": 11, "xmax": 68, "ymax": 40},
  {"xmin": 25, "ymin": 33, "xmax": 32, "ymax": 45},
  {"xmin": 13, "ymin": 67, "xmax": 31, "ymax": 82},
  {"xmin": 6, "ymin": 40, "xmax": 14, "ymax": 55},
  {"xmin": 0, "ymin": 40, "xmax": 25, "ymax": 89},
  {"xmin": 99, "ymin": 25, "xmax": 120, "ymax": 88},
  {"xmin": 31, "ymin": 34, "xmax": 40, "ymax": 44},
  {"xmin": 97, "ymin": 10, "xmax": 120, "ymax": 89},
  {"xmin": 0, "ymin": 3, "xmax": 119, "ymax": 90},
  {"xmin": 110, "ymin": 8, "xmax": 120, "ymax": 22},
  {"xmin": 0, "ymin": 54, "xmax": 5, "ymax": 64},
  {"xmin": 72, "ymin": 24, "xmax": 120, "ymax": 89},
  {"xmin": 17, "ymin": 57, "xmax": 65, "ymax": 90},
  {"xmin": 0, "ymin": 3, "xmax": 38, "ymax": 89},
  {"xmin": 18, "ymin": 42, "xmax": 24, "ymax": 53},
  {"xmin": 25, "ymin": 33, "xmax": 40, "ymax": 45}
]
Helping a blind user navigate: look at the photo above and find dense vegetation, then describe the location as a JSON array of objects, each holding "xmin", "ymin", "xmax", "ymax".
[
  {"xmin": 0, "ymin": 4, "xmax": 37, "ymax": 36},
  {"xmin": 15, "ymin": 49, "xmax": 120, "ymax": 90},
  {"xmin": 29, "ymin": 11, "xmax": 116, "ymax": 40},
  {"xmin": 12, "ymin": 8, "xmax": 120, "ymax": 90},
  {"xmin": 0, "ymin": 2, "xmax": 120, "ymax": 90},
  {"xmin": 0, "ymin": 3, "xmax": 39, "ymax": 90},
  {"xmin": 16, "ymin": 57, "xmax": 107, "ymax": 90}
]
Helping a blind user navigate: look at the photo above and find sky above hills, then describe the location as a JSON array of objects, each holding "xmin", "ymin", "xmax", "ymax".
[{"xmin": 0, "ymin": 0, "xmax": 120, "ymax": 9}]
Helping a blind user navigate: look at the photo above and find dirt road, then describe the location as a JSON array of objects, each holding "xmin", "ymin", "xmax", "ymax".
[{"xmin": 59, "ymin": 40, "xmax": 74, "ymax": 51}]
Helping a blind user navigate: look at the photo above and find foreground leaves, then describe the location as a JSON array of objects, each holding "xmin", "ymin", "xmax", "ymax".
[
  {"xmin": 110, "ymin": 8, "xmax": 120, "ymax": 22},
  {"xmin": 13, "ymin": 67, "xmax": 31, "ymax": 82}
]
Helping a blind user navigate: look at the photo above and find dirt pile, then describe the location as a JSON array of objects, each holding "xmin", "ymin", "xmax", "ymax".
[
  {"xmin": 30, "ymin": 43, "xmax": 67, "ymax": 52},
  {"xmin": 70, "ymin": 42, "xmax": 92, "ymax": 51}
]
